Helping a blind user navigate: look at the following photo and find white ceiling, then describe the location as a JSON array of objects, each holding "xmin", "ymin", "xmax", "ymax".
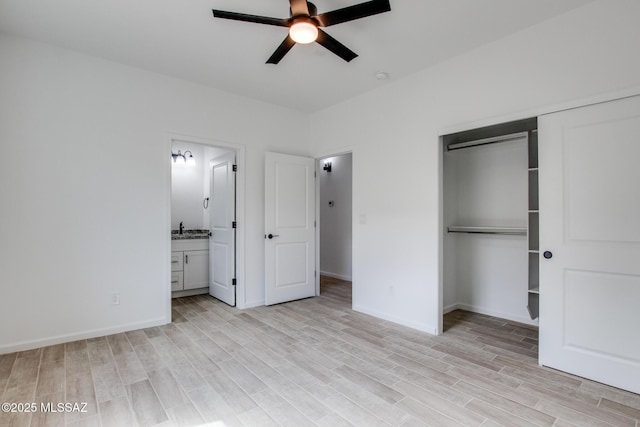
[{"xmin": 0, "ymin": 0, "xmax": 593, "ymax": 112}]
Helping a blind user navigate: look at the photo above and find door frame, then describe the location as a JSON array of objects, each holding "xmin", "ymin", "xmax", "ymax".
[
  {"xmin": 166, "ymin": 133, "xmax": 246, "ymax": 322},
  {"xmin": 314, "ymin": 150, "xmax": 354, "ymax": 299}
]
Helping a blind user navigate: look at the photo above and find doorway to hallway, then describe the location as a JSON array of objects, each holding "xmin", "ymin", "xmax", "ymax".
[{"xmin": 318, "ymin": 153, "xmax": 353, "ymax": 296}]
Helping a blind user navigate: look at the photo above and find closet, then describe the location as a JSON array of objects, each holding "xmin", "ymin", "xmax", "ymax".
[{"xmin": 442, "ymin": 118, "xmax": 539, "ymax": 325}]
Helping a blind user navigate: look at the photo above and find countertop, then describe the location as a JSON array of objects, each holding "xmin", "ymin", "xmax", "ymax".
[{"xmin": 171, "ymin": 229, "xmax": 209, "ymax": 240}]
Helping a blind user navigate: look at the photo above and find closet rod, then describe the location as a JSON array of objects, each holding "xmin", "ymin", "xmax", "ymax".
[
  {"xmin": 447, "ymin": 131, "xmax": 528, "ymax": 151},
  {"xmin": 447, "ymin": 226, "xmax": 526, "ymax": 235}
]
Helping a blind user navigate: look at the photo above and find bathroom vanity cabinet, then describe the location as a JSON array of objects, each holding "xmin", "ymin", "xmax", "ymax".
[{"xmin": 171, "ymin": 238, "xmax": 209, "ymax": 295}]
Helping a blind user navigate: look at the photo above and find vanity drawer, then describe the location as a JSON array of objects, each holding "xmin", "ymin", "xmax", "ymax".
[
  {"xmin": 171, "ymin": 271, "xmax": 184, "ymax": 292},
  {"xmin": 171, "ymin": 252, "xmax": 183, "ymax": 271}
]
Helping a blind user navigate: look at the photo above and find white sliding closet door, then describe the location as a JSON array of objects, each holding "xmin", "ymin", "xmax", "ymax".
[{"xmin": 539, "ymin": 95, "xmax": 640, "ymax": 394}]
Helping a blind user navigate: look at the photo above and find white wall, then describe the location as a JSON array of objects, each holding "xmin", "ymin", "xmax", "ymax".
[
  {"xmin": 0, "ymin": 34, "xmax": 310, "ymax": 352},
  {"xmin": 171, "ymin": 141, "xmax": 205, "ymax": 230},
  {"xmin": 3, "ymin": 0, "xmax": 640, "ymax": 352},
  {"xmin": 319, "ymin": 153, "xmax": 352, "ymax": 280},
  {"xmin": 308, "ymin": 0, "xmax": 640, "ymax": 333}
]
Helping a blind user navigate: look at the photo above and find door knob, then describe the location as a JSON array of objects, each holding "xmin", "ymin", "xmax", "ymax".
[
  {"xmin": 543, "ymin": 251, "xmax": 553, "ymax": 259},
  {"xmin": 267, "ymin": 233, "xmax": 279, "ymax": 239}
]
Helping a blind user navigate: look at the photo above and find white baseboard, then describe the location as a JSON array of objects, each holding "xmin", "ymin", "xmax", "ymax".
[
  {"xmin": 0, "ymin": 317, "xmax": 167, "ymax": 355},
  {"xmin": 454, "ymin": 303, "xmax": 539, "ymax": 326},
  {"xmin": 244, "ymin": 299, "xmax": 264, "ymax": 309},
  {"xmin": 443, "ymin": 303, "xmax": 460, "ymax": 314},
  {"xmin": 171, "ymin": 288, "xmax": 209, "ymax": 298},
  {"xmin": 320, "ymin": 271, "xmax": 352, "ymax": 281},
  {"xmin": 353, "ymin": 304, "xmax": 438, "ymax": 335}
]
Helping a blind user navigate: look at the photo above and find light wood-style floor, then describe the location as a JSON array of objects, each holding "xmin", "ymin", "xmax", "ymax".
[{"xmin": 1, "ymin": 277, "xmax": 639, "ymax": 427}]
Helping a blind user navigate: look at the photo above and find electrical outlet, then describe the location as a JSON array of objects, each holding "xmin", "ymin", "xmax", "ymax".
[{"xmin": 111, "ymin": 292, "xmax": 120, "ymax": 305}]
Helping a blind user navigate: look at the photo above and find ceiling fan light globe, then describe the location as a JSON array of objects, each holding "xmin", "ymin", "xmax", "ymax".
[{"xmin": 289, "ymin": 21, "xmax": 318, "ymax": 44}]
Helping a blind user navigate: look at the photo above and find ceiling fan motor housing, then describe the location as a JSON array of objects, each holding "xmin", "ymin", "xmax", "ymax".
[{"xmin": 291, "ymin": 1, "xmax": 318, "ymax": 17}]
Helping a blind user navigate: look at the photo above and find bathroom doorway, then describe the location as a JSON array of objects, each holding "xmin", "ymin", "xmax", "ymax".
[{"xmin": 169, "ymin": 135, "xmax": 245, "ymax": 309}]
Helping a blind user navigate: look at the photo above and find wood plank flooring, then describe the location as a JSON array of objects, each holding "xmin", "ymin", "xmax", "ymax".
[{"xmin": 1, "ymin": 276, "xmax": 639, "ymax": 426}]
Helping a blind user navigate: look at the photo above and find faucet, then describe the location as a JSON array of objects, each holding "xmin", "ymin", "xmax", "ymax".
[{"xmin": 179, "ymin": 221, "xmax": 184, "ymax": 234}]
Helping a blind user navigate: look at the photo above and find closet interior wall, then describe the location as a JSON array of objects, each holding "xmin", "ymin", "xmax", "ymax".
[{"xmin": 442, "ymin": 119, "xmax": 538, "ymax": 326}]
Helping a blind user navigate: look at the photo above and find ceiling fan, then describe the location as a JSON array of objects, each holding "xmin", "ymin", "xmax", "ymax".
[{"xmin": 212, "ymin": 0, "xmax": 391, "ymax": 64}]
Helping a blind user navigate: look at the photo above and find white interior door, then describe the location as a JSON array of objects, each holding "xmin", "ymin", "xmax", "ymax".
[
  {"xmin": 539, "ymin": 95, "xmax": 640, "ymax": 394},
  {"xmin": 265, "ymin": 152, "xmax": 316, "ymax": 305},
  {"xmin": 209, "ymin": 152, "xmax": 236, "ymax": 306}
]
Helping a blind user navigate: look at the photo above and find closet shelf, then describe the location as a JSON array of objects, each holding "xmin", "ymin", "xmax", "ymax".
[
  {"xmin": 447, "ymin": 226, "xmax": 527, "ymax": 236},
  {"xmin": 447, "ymin": 131, "xmax": 528, "ymax": 151},
  {"xmin": 528, "ymin": 287, "xmax": 540, "ymax": 294}
]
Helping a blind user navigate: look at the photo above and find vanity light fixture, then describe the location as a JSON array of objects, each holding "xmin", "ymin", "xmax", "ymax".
[
  {"xmin": 186, "ymin": 151, "xmax": 196, "ymax": 166},
  {"xmin": 171, "ymin": 150, "xmax": 196, "ymax": 166}
]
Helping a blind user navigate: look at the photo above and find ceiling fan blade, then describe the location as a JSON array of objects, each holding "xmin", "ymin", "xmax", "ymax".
[
  {"xmin": 212, "ymin": 10, "xmax": 289, "ymax": 27},
  {"xmin": 289, "ymin": 0, "xmax": 310, "ymax": 17},
  {"xmin": 315, "ymin": 0, "xmax": 391, "ymax": 27},
  {"xmin": 315, "ymin": 29, "xmax": 357, "ymax": 62},
  {"xmin": 266, "ymin": 36, "xmax": 297, "ymax": 64}
]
